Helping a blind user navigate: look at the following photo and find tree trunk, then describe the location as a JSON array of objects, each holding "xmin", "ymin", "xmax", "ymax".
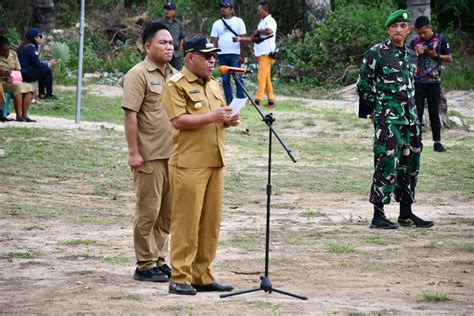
[
  {"xmin": 305, "ymin": 0, "xmax": 331, "ymax": 23},
  {"xmin": 407, "ymin": 0, "xmax": 450, "ymax": 129},
  {"xmin": 33, "ymin": 0, "xmax": 55, "ymax": 32},
  {"xmin": 407, "ymin": 0, "xmax": 430, "ymax": 43}
]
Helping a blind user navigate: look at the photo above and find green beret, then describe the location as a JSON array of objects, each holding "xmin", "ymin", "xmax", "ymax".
[{"xmin": 385, "ymin": 9, "xmax": 411, "ymax": 28}]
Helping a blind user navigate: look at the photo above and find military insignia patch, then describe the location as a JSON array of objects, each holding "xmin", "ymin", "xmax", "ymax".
[{"xmin": 402, "ymin": 12, "xmax": 408, "ymax": 19}]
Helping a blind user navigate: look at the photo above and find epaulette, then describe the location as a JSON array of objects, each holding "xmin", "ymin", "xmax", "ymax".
[{"xmin": 167, "ymin": 72, "xmax": 184, "ymax": 86}]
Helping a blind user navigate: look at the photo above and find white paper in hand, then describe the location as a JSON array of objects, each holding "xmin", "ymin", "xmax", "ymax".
[{"xmin": 229, "ymin": 98, "xmax": 247, "ymax": 116}]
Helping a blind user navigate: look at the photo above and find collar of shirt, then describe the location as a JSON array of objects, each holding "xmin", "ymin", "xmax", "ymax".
[
  {"xmin": 387, "ymin": 39, "xmax": 408, "ymax": 52},
  {"xmin": 182, "ymin": 66, "xmax": 210, "ymax": 85},
  {"xmin": 261, "ymin": 14, "xmax": 273, "ymax": 24},
  {"xmin": 144, "ymin": 56, "xmax": 173, "ymax": 76}
]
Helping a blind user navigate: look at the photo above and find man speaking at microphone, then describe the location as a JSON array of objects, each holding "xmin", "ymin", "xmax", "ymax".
[{"xmin": 162, "ymin": 37, "xmax": 240, "ymax": 295}]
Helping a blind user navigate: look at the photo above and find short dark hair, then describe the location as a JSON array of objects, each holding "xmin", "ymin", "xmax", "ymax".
[
  {"xmin": 259, "ymin": 1, "xmax": 271, "ymax": 14},
  {"xmin": 141, "ymin": 22, "xmax": 170, "ymax": 46},
  {"xmin": 0, "ymin": 35, "xmax": 10, "ymax": 47},
  {"xmin": 415, "ymin": 16, "xmax": 431, "ymax": 29}
]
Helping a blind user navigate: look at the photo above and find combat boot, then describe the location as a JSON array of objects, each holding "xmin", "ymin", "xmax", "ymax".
[
  {"xmin": 398, "ymin": 203, "xmax": 434, "ymax": 228},
  {"xmin": 370, "ymin": 204, "xmax": 398, "ymax": 229}
]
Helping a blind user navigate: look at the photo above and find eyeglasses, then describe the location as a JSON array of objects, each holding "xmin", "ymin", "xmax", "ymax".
[{"xmin": 193, "ymin": 53, "xmax": 216, "ymax": 61}]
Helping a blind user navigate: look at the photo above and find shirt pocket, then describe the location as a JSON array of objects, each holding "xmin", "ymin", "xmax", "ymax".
[
  {"xmin": 187, "ymin": 92, "xmax": 208, "ymax": 114},
  {"xmin": 142, "ymin": 83, "xmax": 163, "ymax": 112},
  {"xmin": 209, "ymin": 87, "xmax": 225, "ymax": 111}
]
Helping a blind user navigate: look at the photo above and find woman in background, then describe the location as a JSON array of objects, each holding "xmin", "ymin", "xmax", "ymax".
[
  {"xmin": 17, "ymin": 27, "xmax": 57, "ymax": 100},
  {"xmin": 0, "ymin": 35, "xmax": 35, "ymax": 122}
]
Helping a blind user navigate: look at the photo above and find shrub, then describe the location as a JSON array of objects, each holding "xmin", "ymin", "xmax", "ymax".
[
  {"xmin": 48, "ymin": 42, "xmax": 72, "ymax": 84},
  {"xmin": 285, "ymin": 2, "xmax": 393, "ymax": 88},
  {"xmin": 105, "ymin": 40, "xmax": 142, "ymax": 74}
]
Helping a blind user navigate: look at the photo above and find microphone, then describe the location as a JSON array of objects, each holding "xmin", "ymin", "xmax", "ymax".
[{"xmin": 218, "ymin": 65, "xmax": 253, "ymax": 75}]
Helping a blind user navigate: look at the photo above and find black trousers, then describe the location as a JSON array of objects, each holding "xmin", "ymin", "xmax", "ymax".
[
  {"xmin": 22, "ymin": 68, "xmax": 54, "ymax": 97},
  {"xmin": 415, "ymin": 82, "xmax": 441, "ymax": 142}
]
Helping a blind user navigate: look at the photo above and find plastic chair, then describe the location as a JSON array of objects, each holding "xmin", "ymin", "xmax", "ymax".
[{"xmin": 2, "ymin": 92, "xmax": 12, "ymax": 119}]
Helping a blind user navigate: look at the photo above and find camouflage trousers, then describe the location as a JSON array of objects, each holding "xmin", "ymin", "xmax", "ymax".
[{"xmin": 370, "ymin": 123, "xmax": 422, "ymax": 205}]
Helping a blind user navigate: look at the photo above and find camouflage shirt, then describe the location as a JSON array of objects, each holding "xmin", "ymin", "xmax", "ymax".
[{"xmin": 357, "ymin": 39, "xmax": 418, "ymax": 125}]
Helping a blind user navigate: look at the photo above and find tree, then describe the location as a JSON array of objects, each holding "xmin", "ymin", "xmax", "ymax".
[
  {"xmin": 33, "ymin": 0, "xmax": 55, "ymax": 31},
  {"xmin": 407, "ymin": 0, "xmax": 430, "ymax": 43},
  {"xmin": 306, "ymin": 0, "xmax": 331, "ymax": 23}
]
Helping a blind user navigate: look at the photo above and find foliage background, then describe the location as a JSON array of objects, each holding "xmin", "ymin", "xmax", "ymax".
[{"xmin": 0, "ymin": 0, "xmax": 472, "ymax": 89}]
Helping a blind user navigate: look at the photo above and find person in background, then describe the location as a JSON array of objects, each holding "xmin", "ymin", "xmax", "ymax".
[
  {"xmin": 210, "ymin": 0, "xmax": 247, "ymax": 104},
  {"xmin": 162, "ymin": 37, "xmax": 240, "ymax": 295},
  {"xmin": 17, "ymin": 27, "xmax": 57, "ymax": 100},
  {"xmin": 122, "ymin": 22, "xmax": 177, "ymax": 283},
  {"xmin": 410, "ymin": 16, "xmax": 453, "ymax": 152},
  {"xmin": 357, "ymin": 9, "xmax": 434, "ymax": 229},
  {"xmin": 0, "ymin": 36, "xmax": 35, "ymax": 122},
  {"xmin": 235, "ymin": 1, "xmax": 277, "ymax": 108},
  {"xmin": 157, "ymin": 1, "xmax": 185, "ymax": 70}
]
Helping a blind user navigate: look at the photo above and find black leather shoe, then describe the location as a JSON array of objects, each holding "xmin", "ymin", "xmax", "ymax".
[
  {"xmin": 370, "ymin": 213, "xmax": 399, "ymax": 229},
  {"xmin": 132, "ymin": 267, "xmax": 168, "ymax": 282},
  {"xmin": 434, "ymin": 143, "xmax": 446, "ymax": 152},
  {"xmin": 44, "ymin": 94, "xmax": 58, "ymax": 100},
  {"xmin": 24, "ymin": 117, "xmax": 36, "ymax": 123},
  {"xmin": 0, "ymin": 116, "xmax": 13, "ymax": 122},
  {"xmin": 398, "ymin": 214, "xmax": 434, "ymax": 228},
  {"xmin": 169, "ymin": 281, "xmax": 197, "ymax": 295},
  {"xmin": 158, "ymin": 263, "xmax": 171, "ymax": 278},
  {"xmin": 192, "ymin": 282, "xmax": 234, "ymax": 292}
]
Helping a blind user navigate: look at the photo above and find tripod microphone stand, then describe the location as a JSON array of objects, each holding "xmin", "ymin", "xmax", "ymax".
[{"xmin": 220, "ymin": 74, "xmax": 308, "ymax": 300}]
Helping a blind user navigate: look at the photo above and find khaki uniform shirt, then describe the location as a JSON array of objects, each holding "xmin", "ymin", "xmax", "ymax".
[
  {"xmin": 122, "ymin": 56, "xmax": 177, "ymax": 161},
  {"xmin": 162, "ymin": 67, "xmax": 226, "ymax": 168},
  {"xmin": 0, "ymin": 50, "xmax": 21, "ymax": 81},
  {"xmin": 0, "ymin": 50, "xmax": 33, "ymax": 95}
]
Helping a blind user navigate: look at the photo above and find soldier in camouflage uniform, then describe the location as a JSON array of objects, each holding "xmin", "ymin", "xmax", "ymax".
[{"xmin": 357, "ymin": 9, "xmax": 434, "ymax": 229}]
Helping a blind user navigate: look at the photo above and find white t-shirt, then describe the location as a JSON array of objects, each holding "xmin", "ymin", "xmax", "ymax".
[
  {"xmin": 210, "ymin": 16, "xmax": 246, "ymax": 55},
  {"xmin": 254, "ymin": 14, "xmax": 277, "ymax": 57}
]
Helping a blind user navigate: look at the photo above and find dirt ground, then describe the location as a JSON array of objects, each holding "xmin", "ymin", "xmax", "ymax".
[{"xmin": 1, "ymin": 86, "xmax": 473, "ymax": 314}]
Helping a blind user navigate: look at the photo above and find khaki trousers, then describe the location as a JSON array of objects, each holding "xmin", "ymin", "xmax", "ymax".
[
  {"xmin": 256, "ymin": 55, "xmax": 275, "ymax": 101},
  {"xmin": 133, "ymin": 159, "xmax": 172, "ymax": 271},
  {"xmin": 169, "ymin": 166, "xmax": 224, "ymax": 285}
]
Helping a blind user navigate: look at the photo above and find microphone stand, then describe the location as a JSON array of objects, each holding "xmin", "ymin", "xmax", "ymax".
[{"xmin": 220, "ymin": 73, "xmax": 308, "ymax": 300}]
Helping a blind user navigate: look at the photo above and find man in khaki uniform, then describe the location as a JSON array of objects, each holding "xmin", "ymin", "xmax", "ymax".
[
  {"xmin": 162, "ymin": 37, "xmax": 240, "ymax": 295},
  {"xmin": 122, "ymin": 22, "xmax": 177, "ymax": 282}
]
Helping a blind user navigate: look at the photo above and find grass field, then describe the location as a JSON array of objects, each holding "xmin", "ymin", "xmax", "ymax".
[{"xmin": 0, "ymin": 89, "xmax": 473, "ymax": 313}]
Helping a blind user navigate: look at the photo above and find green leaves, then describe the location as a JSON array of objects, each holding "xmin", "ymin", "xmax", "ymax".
[
  {"xmin": 285, "ymin": 3, "xmax": 392, "ymax": 87},
  {"xmin": 48, "ymin": 41, "xmax": 71, "ymax": 65}
]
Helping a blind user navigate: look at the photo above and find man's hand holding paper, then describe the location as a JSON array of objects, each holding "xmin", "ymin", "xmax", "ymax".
[{"xmin": 229, "ymin": 98, "xmax": 247, "ymax": 116}]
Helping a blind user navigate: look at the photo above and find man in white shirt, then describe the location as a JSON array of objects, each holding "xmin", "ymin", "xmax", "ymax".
[
  {"xmin": 211, "ymin": 0, "xmax": 247, "ymax": 104},
  {"xmin": 236, "ymin": 2, "xmax": 277, "ymax": 108}
]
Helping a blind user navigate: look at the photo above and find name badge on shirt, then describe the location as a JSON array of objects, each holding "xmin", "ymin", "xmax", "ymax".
[
  {"xmin": 189, "ymin": 90, "xmax": 200, "ymax": 94},
  {"xmin": 150, "ymin": 80, "xmax": 161, "ymax": 85}
]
